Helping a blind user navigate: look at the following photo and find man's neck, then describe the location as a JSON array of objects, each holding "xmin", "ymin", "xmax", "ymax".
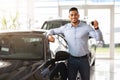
[{"xmin": 71, "ymin": 20, "xmax": 80, "ymax": 27}]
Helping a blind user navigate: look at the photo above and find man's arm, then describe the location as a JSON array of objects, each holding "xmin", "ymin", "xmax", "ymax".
[
  {"xmin": 47, "ymin": 26, "xmax": 65, "ymax": 42},
  {"xmin": 90, "ymin": 20, "xmax": 103, "ymax": 41}
]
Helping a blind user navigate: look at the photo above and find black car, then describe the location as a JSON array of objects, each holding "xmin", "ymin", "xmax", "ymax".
[
  {"xmin": 0, "ymin": 30, "xmax": 52, "ymax": 80},
  {"xmin": 41, "ymin": 19, "xmax": 96, "ymax": 66}
]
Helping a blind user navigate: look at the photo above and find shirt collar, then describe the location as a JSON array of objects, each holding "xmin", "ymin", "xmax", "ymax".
[{"xmin": 70, "ymin": 20, "xmax": 81, "ymax": 28}]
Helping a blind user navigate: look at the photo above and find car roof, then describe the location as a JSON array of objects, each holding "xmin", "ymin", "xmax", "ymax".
[
  {"xmin": 44, "ymin": 19, "xmax": 70, "ymax": 22},
  {"xmin": 0, "ymin": 29, "xmax": 47, "ymax": 34}
]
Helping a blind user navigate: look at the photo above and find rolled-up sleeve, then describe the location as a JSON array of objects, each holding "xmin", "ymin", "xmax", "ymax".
[
  {"xmin": 89, "ymin": 28, "xmax": 103, "ymax": 41},
  {"xmin": 95, "ymin": 29, "xmax": 103, "ymax": 41}
]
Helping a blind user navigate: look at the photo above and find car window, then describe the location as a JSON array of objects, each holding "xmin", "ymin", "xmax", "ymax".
[
  {"xmin": 0, "ymin": 33, "xmax": 44, "ymax": 60},
  {"xmin": 42, "ymin": 20, "xmax": 70, "ymax": 30}
]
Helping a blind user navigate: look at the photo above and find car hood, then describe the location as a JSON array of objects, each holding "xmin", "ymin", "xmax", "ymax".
[{"xmin": 0, "ymin": 60, "xmax": 44, "ymax": 80}]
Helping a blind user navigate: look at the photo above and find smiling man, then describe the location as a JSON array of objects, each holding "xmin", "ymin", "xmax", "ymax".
[{"xmin": 47, "ymin": 7, "xmax": 103, "ymax": 80}]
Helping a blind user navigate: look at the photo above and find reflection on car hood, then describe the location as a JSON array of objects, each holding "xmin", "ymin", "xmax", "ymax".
[
  {"xmin": 0, "ymin": 61, "xmax": 11, "ymax": 68},
  {"xmin": 0, "ymin": 60, "xmax": 44, "ymax": 80}
]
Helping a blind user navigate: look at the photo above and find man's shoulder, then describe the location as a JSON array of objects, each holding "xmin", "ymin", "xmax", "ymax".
[{"xmin": 62, "ymin": 23, "xmax": 71, "ymax": 28}]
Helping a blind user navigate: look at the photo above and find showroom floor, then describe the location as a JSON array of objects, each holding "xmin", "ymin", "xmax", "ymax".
[{"xmin": 90, "ymin": 59, "xmax": 120, "ymax": 80}]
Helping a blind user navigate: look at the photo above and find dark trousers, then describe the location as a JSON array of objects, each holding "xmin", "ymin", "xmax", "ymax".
[
  {"xmin": 50, "ymin": 62, "xmax": 68, "ymax": 80},
  {"xmin": 67, "ymin": 56, "xmax": 90, "ymax": 80}
]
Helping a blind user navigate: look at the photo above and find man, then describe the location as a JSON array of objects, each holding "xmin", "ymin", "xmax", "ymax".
[{"xmin": 47, "ymin": 7, "xmax": 103, "ymax": 80}]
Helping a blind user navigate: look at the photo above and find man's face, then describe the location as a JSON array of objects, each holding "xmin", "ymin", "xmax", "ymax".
[
  {"xmin": 94, "ymin": 20, "xmax": 98, "ymax": 27},
  {"xmin": 69, "ymin": 10, "xmax": 79, "ymax": 23}
]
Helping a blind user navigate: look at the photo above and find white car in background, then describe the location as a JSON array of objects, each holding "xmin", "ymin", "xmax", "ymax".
[{"xmin": 41, "ymin": 19, "xmax": 96, "ymax": 66}]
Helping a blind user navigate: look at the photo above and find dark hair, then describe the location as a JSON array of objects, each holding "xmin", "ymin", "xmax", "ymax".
[
  {"xmin": 69, "ymin": 7, "xmax": 78, "ymax": 13},
  {"xmin": 91, "ymin": 21, "xmax": 94, "ymax": 26}
]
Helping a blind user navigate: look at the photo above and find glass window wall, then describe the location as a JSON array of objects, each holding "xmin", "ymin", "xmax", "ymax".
[
  {"xmin": 114, "ymin": 2, "xmax": 120, "ymax": 59},
  {"xmin": 0, "ymin": 0, "xmax": 120, "ymax": 59}
]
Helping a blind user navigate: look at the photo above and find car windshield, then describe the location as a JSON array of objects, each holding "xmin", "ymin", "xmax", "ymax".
[
  {"xmin": 42, "ymin": 20, "xmax": 70, "ymax": 30},
  {"xmin": 0, "ymin": 33, "xmax": 44, "ymax": 60}
]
